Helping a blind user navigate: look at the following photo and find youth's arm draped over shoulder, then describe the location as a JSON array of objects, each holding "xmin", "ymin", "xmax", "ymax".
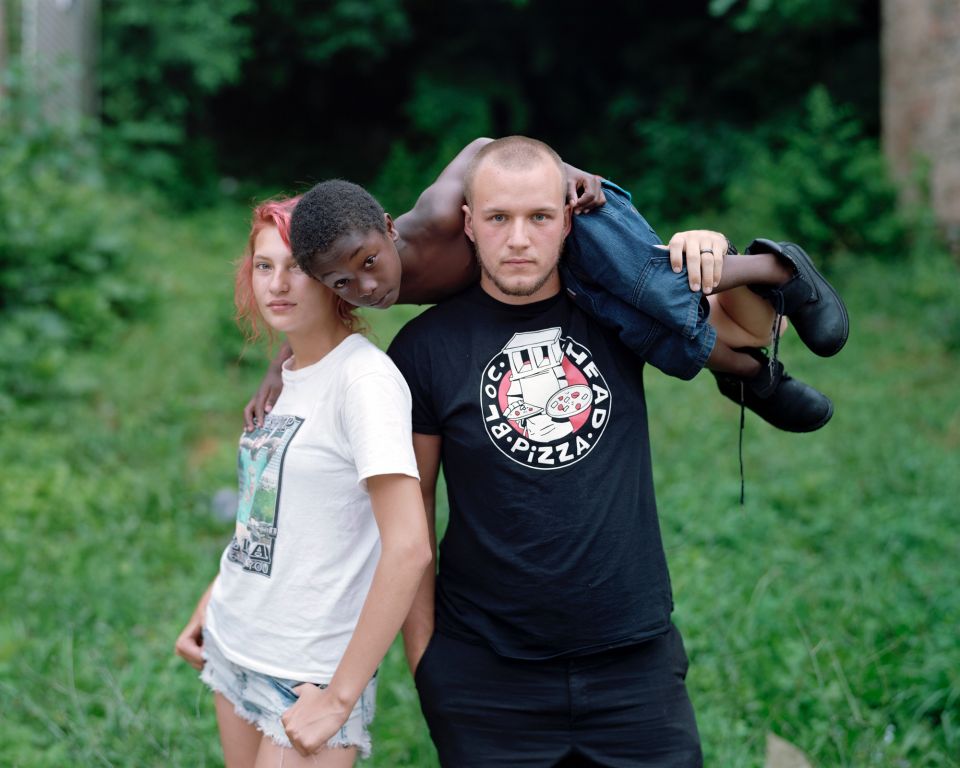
[{"xmin": 397, "ymin": 137, "xmax": 606, "ymax": 241}]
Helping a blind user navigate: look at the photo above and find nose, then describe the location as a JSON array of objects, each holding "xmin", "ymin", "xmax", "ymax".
[
  {"xmin": 269, "ymin": 266, "xmax": 289, "ymax": 293},
  {"xmin": 358, "ymin": 274, "xmax": 378, "ymax": 298},
  {"xmin": 506, "ymin": 219, "xmax": 531, "ymax": 249}
]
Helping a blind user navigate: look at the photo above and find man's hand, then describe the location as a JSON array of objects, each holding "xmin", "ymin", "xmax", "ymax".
[
  {"xmin": 563, "ymin": 164, "xmax": 606, "ymax": 214},
  {"xmin": 281, "ymin": 685, "xmax": 352, "ymax": 757},
  {"xmin": 666, "ymin": 230, "xmax": 729, "ymax": 294}
]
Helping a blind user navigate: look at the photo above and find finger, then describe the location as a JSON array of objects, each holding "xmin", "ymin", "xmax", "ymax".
[
  {"xmin": 175, "ymin": 642, "xmax": 204, "ymax": 669},
  {"xmin": 293, "ymin": 740, "xmax": 310, "ymax": 758},
  {"xmin": 243, "ymin": 398, "xmax": 255, "ymax": 432},
  {"xmin": 595, "ymin": 179, "xmax": 606, "ymax": 207},
  {"xmin": 712, "ymin": 236, "xmax": 726, "ymax": 288},
  {"xmin": 686, "ymin": 237, "xmax": 703, "ymax": 291},
  {"xmin": 254, "ymin": 395, "xmax": 267, "ymax": 428},
  {"xmin": 700, "ymin": 248, "xmax": 715, "ymax": 294},
  {"xmin": 579, "ymin": 176, "xmax": 601, "ymax": 209},
  {"xmin": 567, "ymin": 178, "xmax": 579, "ymax": 212},
  {"xmin": 576, "ymin": 184, "xmax": 597, "ymax": 213},
  {"xmin": 668, "ymin": 234, "xmax": 685, "ymax": 274}
]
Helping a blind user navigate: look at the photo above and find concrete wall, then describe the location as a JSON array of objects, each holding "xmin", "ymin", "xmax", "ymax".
[{"xmin": 883, "ymin": 0, "xmax": 960, "ymax": 239}]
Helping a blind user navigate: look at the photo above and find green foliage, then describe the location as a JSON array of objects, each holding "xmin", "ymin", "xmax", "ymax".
[
  {"xmin": 371, "ymin": 74, "xmax": 504, "ymax": 213},
  {"xmin": 0, "ymin": 63, "xmax": 148, "ymax": 406},
  {"xmin": 614, "ymin": 112, "xmax": 755, "ymax": 230},
  {"xmin": 709, "ymin": 0, "xmax": 860, "ymax": 32},
  {"xmin": 297, "ymin": 0, "xmax": 412, "ymax": 62},
  {"xmin": 2, "ymin": 199, "xmax": 959, "ymax": 766},
  {"xmin": 99, "ymin": 0, "xmax": 254, "ymax": 195},
  {"xmin": 724, "ymin": 86, "xmax": 907, "ymax": 264}
]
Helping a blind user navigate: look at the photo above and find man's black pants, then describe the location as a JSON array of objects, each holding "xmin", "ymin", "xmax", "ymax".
[{"xmin": 414, "ymin": 624, "xmax": 703, "ymax": 767}]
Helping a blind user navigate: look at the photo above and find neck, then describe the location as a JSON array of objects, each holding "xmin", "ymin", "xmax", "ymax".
[
  {"xmin": 395, "ymin": 234, "xmax": 411, "ymax": 264},
  {"xmin": 285, "ymin": 323, "xmax": 352, "ymax": 369}
]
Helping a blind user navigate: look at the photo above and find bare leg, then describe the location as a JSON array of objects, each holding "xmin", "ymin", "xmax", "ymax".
[
  {"xmin": 704, "ymin": 249, "xmax": 836, "ymax": 433},
  {"xmin": 214, "ymin": 692, "xmax": 262, "ymax": 768},
  {"xmin": 254, "ymin": 736, "xmax": 357, "ymax": 768},
  {"xmin": 708, "ymin": 289, "xmax": 788, "ymax": 350},
  {"xmin": 706, "ymin": 337, "xmax": 760, "ymax": 377},
  {"xmin": 713, "ymin": 251, "xmax": 792, "ymax": 292}
]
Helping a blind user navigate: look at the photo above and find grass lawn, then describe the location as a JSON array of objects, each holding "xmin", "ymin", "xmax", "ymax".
[{"xmin": 1, "ymin": 201, "xmax": 957, "ymax": 766}]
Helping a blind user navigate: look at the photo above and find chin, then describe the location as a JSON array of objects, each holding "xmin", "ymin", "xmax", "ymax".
[{"xmin": 503, "ymin": 280, "xmax": 546, "ymax": 297}]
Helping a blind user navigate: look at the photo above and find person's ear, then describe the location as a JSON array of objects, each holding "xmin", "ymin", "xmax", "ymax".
[
  {"xmin": 384, "ymin": 213, "xmax": 399, "ymax": 241},
  {"xmin": 462, "ymin": 204, "xmax": 476, "ymax": 243}
]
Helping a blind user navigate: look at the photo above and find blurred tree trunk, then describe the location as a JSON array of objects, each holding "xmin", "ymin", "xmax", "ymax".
[
  {"xmin": 883, "ymin": 0, "xmax": 960, "ymax": 244},
  {"xmin": 21, "ymin": 0, "xmax": 98, "ymax": 120}
]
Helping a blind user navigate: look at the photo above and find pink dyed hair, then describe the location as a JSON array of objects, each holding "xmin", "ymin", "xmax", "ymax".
[{"xmin": 235, "ymin": 195, "xmax": 363, "ymax": 346}]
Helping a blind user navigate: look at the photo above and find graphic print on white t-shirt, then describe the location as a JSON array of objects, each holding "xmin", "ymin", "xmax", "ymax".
[
  {"xmin": 479, "ymin": 327, "xmax": 611, "ymax": 470},
  {"xmin": 228, "ymin": 413, "xmax": 304, "ymax": 577}
]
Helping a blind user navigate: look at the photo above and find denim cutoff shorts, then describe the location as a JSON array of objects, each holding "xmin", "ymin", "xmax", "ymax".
[
  {"xmin": 200, "ymin": 629, "xmax": 377, "ymax": 757},
  {"xmin": 561, "ymin": 180, "xmax": 716, "ymax": 380}
]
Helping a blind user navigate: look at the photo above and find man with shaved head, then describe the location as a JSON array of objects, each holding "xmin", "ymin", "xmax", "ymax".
[{"xmin": 389, "ymin": 135, "xmax": 706, "ymax": 766}]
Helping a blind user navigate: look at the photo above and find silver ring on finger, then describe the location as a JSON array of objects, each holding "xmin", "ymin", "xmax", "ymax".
[{"xmin": 700, "ymin": 249, "xmax": 714, "ymax": 255}]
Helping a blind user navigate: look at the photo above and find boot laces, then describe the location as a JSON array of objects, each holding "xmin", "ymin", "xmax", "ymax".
[
  {"xmin": 768, "ymin": 291, "xmax": 785, "ymax": 377},
  {"xmin": 737, "ymin": 381, "xmax": 746, "ymax": 505}
]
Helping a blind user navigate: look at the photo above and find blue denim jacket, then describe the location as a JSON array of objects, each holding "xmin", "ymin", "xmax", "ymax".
[{"xmin": 560, "ymin": 181, "xmax": 716, "ymax": 380}]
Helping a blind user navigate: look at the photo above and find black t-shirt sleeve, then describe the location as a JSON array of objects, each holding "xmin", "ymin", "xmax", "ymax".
[{"xmin": 387, "ymin": 321, "xmax": 441, "ymax": 435}]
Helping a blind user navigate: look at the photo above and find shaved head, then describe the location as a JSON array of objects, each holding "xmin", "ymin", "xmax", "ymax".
[{"xmin": 463, "ymin": 136, "xmax": 568, "ymax": 207}]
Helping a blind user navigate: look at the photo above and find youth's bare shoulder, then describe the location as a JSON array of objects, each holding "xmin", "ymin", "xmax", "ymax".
[{"xmin": 395, "ymin": 218, "xmax": 477, "ymax": 305}]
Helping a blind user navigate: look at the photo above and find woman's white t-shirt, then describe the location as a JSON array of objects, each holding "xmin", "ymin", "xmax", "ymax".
[{"xmin": 205, "ymin": 333, "xmax": 419, "ymax": 682}]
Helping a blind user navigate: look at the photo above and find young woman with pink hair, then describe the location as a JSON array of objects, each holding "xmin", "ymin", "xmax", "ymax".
[{"xmin": 176, "ymin": 197, "xmax": 431, "ymax": 767}]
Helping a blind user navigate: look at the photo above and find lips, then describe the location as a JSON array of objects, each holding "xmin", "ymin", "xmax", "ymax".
[
  {"xmin": 502, "ymin": 259, "xmax": 535, "ymax": 267},
  {"xmin": 267, "ymin": 301, "xmax": 295, "ymax": 311}
]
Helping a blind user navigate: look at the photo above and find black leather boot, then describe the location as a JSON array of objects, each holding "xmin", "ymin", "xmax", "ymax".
[{"xmin": 746, "ymin": 238, "xmax": 849, "ymax": 357}]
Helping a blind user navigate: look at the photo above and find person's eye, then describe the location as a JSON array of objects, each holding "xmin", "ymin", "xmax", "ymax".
[
  {"xmin": 364, "ymin": 254, "xmax": 377, "ymax": 268},
  {"xmin": 333, "ymin": 278, "xmax": 348, "ymax": 290},
  {"xmin": 533, "ymin": 213, "xmax": 547, "ymax": 222},
  {"xmin": 492, "ymin": 214, "xmax": 505, "ymax": 223},
  {"xmin": 254, "ymin": 262, "xmax": 271, "ymax": 271}
]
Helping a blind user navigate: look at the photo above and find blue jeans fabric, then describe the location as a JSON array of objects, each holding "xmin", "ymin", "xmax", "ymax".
[
  {"xmin": 200, "ymin": 629, "xmax": 377, "ymax": 756},
  {"xmin": 415, "ymin": 625, "xmax": 702, "ymax": 767},
  {"xmin": 561, "ymin": 181, "xmax": 716, "ymax": 380}
]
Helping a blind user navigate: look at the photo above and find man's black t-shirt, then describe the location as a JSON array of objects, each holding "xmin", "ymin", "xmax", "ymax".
[{"xmin": 388, "ymin": 285, "xmax": 673, "ymax": 660}]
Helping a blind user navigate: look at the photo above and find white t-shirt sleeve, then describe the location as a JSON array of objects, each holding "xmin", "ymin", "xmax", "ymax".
[{"xmin": 341, "ymin": 369, "xmax": 420, "ymax": 487}]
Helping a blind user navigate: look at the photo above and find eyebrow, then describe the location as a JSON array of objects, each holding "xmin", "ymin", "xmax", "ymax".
[
  {"xmin": 319, "ymin": 242, "xmax": 369, "ymax": 279},
  {"xmin": 480, "ymin": 205, "xmax": 560, "ymax": 215}
]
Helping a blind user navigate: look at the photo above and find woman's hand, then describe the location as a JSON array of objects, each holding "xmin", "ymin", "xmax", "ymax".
[
  {"xmin": 174, "ymin": 614, "xmax": 205, "ymax": 670},
  {"xmin": 281, "ymin": 685, "xmax": 352, "ymax": 756},
  {"xmin": 174, "ymin": 582, "xmax": 214, "ymax": 671}
]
